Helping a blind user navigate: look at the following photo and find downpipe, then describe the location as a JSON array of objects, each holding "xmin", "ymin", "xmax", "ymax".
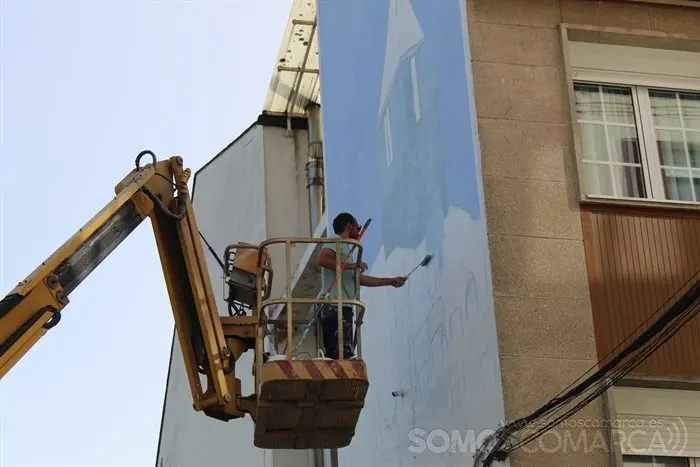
[{"xmin": 305, "ymin": 102, "xmax": 325, "ymax": 234}]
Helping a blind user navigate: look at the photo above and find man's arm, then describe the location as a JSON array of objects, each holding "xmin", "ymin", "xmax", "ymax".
[
  {"xmin": 316, "ymin": 247, "xmax": 366, "ymax": 272},
  {"xmin": 360, "ymin": 275, "xmax": 406, "ymax": 288},
  {"xmin": 316, "ymin": 247, "xmax": 338, "ymax": 270},
  {"xmin": 316, "ymin": 247, "xmax": 404, "ymax": 287}
]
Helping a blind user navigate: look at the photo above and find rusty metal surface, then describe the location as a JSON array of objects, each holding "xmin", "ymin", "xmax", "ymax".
[{"xmin": 253, "ymin": 359, "xmax": 369, "ymax": 449}]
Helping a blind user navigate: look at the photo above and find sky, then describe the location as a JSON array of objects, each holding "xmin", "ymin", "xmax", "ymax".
[{"xmin": 0, "ymin": 1, "xmax": 290, "ymax": 466}]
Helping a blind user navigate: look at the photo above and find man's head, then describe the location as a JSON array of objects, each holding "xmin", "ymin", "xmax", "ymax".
[{"xmin": 332, "ymin": 212, "xmax": 360, "ymax": 239}]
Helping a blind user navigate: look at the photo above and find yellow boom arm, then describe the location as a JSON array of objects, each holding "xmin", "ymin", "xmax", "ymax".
[{"xmin": 0, "ymin": 151, "xmax": 257, "ymax": 421}]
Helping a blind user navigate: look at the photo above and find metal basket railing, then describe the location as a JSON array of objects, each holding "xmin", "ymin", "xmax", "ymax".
[{"xmin": 253, "ymin": 237, "xmax": 366, "ymax": 390}]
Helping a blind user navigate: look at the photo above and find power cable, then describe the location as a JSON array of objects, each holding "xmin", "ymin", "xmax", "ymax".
[
  {"xmin": 529, "ymin": 268, "xmax": 699, "ymax": 417},
  {"xmin": 477, "ymin": 269, "xmax": 700, "ymax": 465},
  {"xmin": 510, "ymin": 295, "xmax": 700, "ymax": 452}
]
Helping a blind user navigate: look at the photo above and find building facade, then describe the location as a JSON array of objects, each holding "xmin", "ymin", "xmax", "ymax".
[
  {"xmin": 155, "ymin": 1, "xmax": 700, "ymax": 466},
  {"xmin": 466, "ymin": 0, "xmax": 700, "ymax": 465}
]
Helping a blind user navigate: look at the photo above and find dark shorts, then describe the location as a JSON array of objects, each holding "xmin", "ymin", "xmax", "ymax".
[{"xmin": 318, "ymin": 304, "xmax": 354, "ymax": 360}]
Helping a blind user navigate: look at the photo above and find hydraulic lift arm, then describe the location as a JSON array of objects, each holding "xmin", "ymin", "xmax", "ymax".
[{"xmin": 0, "ymin": 151, "xmax": 256, "ymax": 421}]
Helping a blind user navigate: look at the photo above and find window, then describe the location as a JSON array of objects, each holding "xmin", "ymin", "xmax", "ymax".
[
  {"xmin": 574, "ymin": 82, "xmax": 700, "ymax": 203},
  {"xmin": 623, "ymin": 455, "xmax": 697, "ymax": 466}
]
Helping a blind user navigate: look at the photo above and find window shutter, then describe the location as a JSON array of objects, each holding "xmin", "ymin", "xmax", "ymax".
[{"xmin": 568, "ymin": 41, "xmax": 700, "ymax": 90}]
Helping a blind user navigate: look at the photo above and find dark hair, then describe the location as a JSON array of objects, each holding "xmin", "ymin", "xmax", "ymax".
[{"xmin": 332, "ymin": 212, "xmax": 356, "ymax": 234}]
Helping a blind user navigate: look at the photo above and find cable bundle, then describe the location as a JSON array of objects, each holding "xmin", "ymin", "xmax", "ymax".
[{"xmin": 476, "ymin": 269, "xmax": 700, "ymax": 466}]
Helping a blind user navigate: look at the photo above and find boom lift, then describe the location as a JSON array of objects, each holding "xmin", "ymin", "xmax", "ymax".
[{"xmin": 0, "ymin": 151, "xmax": 369, "ymax": 449}]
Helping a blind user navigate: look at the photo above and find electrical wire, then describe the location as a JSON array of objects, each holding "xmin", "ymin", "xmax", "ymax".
[
  {"xmin": 478, "ymin": 269, "xmax": 700, "ymax": 465},
  {"xmin": 510, "ymin": 295, "xmax": 700, "ymax": 451},
  {"xmin": 497, "ymin": 280, "xmax": 700, "ymax": 456},
  {"xmin": 136, "ymin": 162, "xmax": 226, "ymax": 274},
  {"xmin": 510, "ymin": 297, "xmax": 700, "ymax": 452},
  {"xmin": 527, "ymin": 268, "xmax": 700, "ymax": 414},
  {"xmin": 197, "ymin": 230, "xmax": 226, "ymax": 272}
]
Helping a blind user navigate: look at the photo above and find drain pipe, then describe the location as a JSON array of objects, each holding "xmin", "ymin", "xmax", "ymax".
[
  {"xmin": 305, "ymin": 103, "xmax": 325, "ymax": 234},
  {"xmin": 306, "ymin": 104, "xmax": 334, "ymax": 467}
]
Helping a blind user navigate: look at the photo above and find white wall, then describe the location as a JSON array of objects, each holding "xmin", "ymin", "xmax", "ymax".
[
  {"xmin": 155, "ymin": 122, "xmax": 321, "ymax": 467},
  {"xmin": 156, "ymin": 124, "xmax": 270, "ymax": 467},
  {"xmin": 262, "ymin": 126, "xmax": 312, "ymax": 302}
]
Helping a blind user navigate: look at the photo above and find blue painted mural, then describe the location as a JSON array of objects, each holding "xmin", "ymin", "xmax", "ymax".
[{"xmin": 318, "ymin": 0, "xmax": 506, "ymax": 465}]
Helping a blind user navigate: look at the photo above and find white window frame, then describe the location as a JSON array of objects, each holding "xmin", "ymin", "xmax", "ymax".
[
  {"xmin": 573, "ymin": 67, "xmax": 700, "ymax": 206},
  {"xmin": 622, "ymin": 455, "xmax": 700, "ymax": 466}
]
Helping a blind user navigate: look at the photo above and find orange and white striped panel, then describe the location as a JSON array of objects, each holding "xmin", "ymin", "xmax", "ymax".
[{"xmin": 261, "ymin": 359, "xmax": 368, "ymax": 381}]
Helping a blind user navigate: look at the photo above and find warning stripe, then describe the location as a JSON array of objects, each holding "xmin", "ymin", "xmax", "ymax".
[
  {"xmin": 301, "ymin": 360, "xmax": 324, "ymax": 380},
  {"xmin": 350, "ymin": 361, "xmax": 365, "ymax": 376},
  {"xmin": 275, "ymin": 360, "xmax": 297, "ymax": 379},
  {"xmin": 327, "ymin": 360, "xmax": 349, "ymax": 379},
  {"xmin": 263, "ymin": 359, "xmax": 366, "ymax": 381}
]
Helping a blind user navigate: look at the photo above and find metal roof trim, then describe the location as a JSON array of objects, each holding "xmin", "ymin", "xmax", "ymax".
[{"xmin": 262, "ymin": 0, "xmax": 320, "ymax": 118}]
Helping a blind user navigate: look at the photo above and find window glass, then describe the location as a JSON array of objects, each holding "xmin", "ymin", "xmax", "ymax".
[{"xmin": 574, "ymin": 83, "xmax": 646, "ymax": 198}]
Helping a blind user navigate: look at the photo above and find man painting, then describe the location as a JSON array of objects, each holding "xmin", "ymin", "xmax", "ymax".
[{"xmin": 315, "ymin": 212, "xmax": 407, "ymax": 359}]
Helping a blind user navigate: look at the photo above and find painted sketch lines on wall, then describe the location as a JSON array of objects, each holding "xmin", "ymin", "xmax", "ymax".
[
  {"xmin": 360, "ymin": 207, "xmax": 496, "ymax": 466},
  {"xmin": 320, "ymin": 0, "xmax": 507, "ymax": 463}
]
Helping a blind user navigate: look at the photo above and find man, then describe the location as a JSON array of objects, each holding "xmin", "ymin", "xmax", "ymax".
[{"xmin": 315, "ymin": 212, "xmax": 407, "ymax": 359}]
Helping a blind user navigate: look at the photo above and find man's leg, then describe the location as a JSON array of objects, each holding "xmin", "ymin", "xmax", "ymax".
[
  {"xmin": 342, "ymin": 306, "xmax": 355, "ymax": 359},
  {"xmin": 319, "ymin": 304, "xmax": 339, "ymax": 359}
]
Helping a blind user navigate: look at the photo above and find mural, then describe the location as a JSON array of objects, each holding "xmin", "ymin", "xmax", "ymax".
[{"xmin": 317, "ymin": 0, "xmax": 507, "ymax": 466}]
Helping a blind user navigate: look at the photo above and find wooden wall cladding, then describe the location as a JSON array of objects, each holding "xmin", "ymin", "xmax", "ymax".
[{"xmin": 581, "ymin": 205, "xmax": 700, "ymax": 378}]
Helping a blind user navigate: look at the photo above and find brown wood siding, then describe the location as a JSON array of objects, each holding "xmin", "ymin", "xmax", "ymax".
[{"xmin": 581, "ymin": 205, "xmax": 700, "ymax": 378}]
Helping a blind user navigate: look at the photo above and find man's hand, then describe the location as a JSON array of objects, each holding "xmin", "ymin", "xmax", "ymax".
[
  {"xmin": 391, "ymin": 276, "xmax": 407, "ymax": 288},
  {"xmin": 351, "ymin": 261, "xmax": 368, "ymax": 272}
]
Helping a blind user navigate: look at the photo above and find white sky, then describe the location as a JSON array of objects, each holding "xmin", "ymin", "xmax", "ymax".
[{"xmin": 0, "ymin": 1, "xmax": 290, "ymax": 465}]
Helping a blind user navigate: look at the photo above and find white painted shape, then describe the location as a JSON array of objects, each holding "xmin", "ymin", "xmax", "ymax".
[
  {"xmin": 410, "ymin": 56, "xmax": 421, "ymax": 122},
  {"xmin": 378, "ymin": 0, "xmax": 425, "ymax": 119},
  {"xmin": 384, "ymin": 113, "xmax": 393, "ymax": 167},
  {"xmin": 156, "ymin": 125, "xmax": 268, "ymax": 467},
  {"xmin": 339, "ymin": 207, "xmax": 506, "ymax": 467}
]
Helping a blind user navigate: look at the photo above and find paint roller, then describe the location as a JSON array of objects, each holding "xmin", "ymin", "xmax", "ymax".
[{"xmin": 403, "ymin": 254, "xmax": 433, "ymax": 280}]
